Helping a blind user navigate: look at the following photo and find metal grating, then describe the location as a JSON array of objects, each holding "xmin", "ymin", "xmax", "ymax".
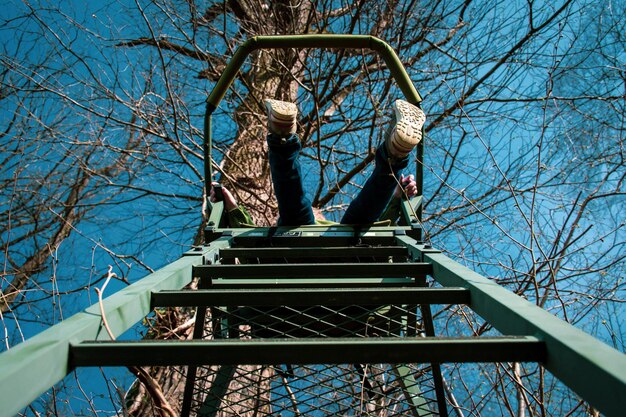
[
  {"xmin": 188, "ymin": 363, "xmax": 439, "ymax": 416},
  {"xmin": 181, "ymin": 300, "xmax": 440, "ymax": 416},
  {"xmin": 208, "ymin": 304, "xmax": 419, "ymax": 339}
]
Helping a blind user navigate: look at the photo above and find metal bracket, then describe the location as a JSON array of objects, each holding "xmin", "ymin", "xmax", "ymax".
[{"xmin": 205, "ymin": 225, "xmax": 222, "ymax": 243}]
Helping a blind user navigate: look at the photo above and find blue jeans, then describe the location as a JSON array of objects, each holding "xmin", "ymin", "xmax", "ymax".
[{"xmin": 268, "ymin": 134, "xmax": 408, "ymax": 226}]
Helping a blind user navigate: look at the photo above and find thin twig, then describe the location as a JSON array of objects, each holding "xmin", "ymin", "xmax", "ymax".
[{"xmin": 95, "ymin": 266, "xmax": 177, "ymax": 417}]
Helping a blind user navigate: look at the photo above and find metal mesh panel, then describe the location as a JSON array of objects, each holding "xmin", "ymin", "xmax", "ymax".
[
  {"xmin": 208, "ymin": 304, "xmax": 419, "ymax": 339},
  {"xmin": 186, "ymin": 303, "xmax": 439, "ymax": 416},
  {"xmin": 189, "ymin": 363, "xmax": 439, "ymax": 416}
]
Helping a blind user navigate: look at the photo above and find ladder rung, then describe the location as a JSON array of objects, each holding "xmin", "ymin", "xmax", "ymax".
[
  {"xmin": 208, "ymin": 278, "xmax": 415, "ymax": 288},
  {"xmin": 70, "ymin": 336, "xmax": 546, "ymax": 367},
  {"xmin": 232, "ymin": 234, "xmax": 398, "ymax": 248},
  {"xmin": 193, "ymin": 263, "xmax": 433, "ymax": 280},
  {"xmin": 151, "ymin": 287, "xmax": 470, "ymax": 307},
  {"xmin": 220, "ymin": 246, "xmax": 409, "ymax": 260}
]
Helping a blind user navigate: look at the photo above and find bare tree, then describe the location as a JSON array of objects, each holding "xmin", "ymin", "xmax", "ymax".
[{"xmin": 1, "ymin": 0, "xmax": 623, "ymax": 415}]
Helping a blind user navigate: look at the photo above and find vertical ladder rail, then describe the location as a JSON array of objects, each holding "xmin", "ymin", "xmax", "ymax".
[
  {"xmin": 180, "ymin": 303, "xmax": 208, "ymax": 417},
  {"xmin": 0, "ymin": 244, "xmax": 223, "ymax": 417},
  {"xmin": 420, "ymin": 302, "xmax": 449, "ymax": 417},
  {"xmin": 396, "ymin": 234, "xmax": 626, "ymax": 417},
  {"xmin": 416, "ymin": 273, "xmax": 449, "ymax": 417}
]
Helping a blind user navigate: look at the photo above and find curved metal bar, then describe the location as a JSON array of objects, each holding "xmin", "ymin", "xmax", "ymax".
[
  {"xmin": 204, "ymin": 35, "xmax": 423, "ymax": 218},
  {"xmin": 207, "ymin": 35, "xmax": 421, "ymax": 109}
]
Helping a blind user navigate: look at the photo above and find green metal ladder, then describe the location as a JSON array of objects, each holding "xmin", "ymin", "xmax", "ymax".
[
  {"xmin": 2, "ymin": 219, "xmax": 624, "ymax": 416},
  {"xmin": 175, "ymin": 212, "xmax": 462, "ymax": 416},
  {"xmin": 1, "ymin": 35, "xmax": 625, "ymax": 416}
]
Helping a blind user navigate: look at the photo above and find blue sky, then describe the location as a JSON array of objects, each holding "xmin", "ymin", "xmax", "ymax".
[{"xmin": 1, "ymin": 0, "xmax": 624, "ymax": 414}]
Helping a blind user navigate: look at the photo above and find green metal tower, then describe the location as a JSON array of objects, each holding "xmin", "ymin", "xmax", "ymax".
[{"xmin": 1, "ymin": 36, "xmax": 624, "ymax": 417}]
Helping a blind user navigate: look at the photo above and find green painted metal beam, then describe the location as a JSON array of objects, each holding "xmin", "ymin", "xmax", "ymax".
[
  {"xmin": 151, "ymin": 287, "xmax": 470, "ymax": 307},
  {"xmin": 396, "ymin": 235, "xmax": 626, "ymax": 417},
  {"xmin": 193, "ymin": 262, "xmax": 432, "ymax": 281},
  {"xmin": 393, "ymin": 364, "xmax": 434, "ymax": 416},
  {"xmin": 207, "ymin": 225, "xmax": 416, "ymax": 248},
  {"xmin": 400, "ymin": 195, "xmax": 422, "ymax": 225},
  {"xmin": 207, "ymin": 200, "xmax": 224, "ymax": 229},
  {"xmin": 222, "ymin": 224, "xmax": 411, "ymax": 236},
  {"xmin": 206, "ymin": 225, "xmax": 413, "ymax": 247},
  {"xmin": 70, "ymin": 336, "xmax": 545, "ymax": 367},
  {"xmin": 232, "ymin": 234, "xmax": 399, "ymax": 247},
  {"xmin": 219, "ymin": 246, "xmax": 409, "ymax": 259},
  {"xmin": 207, "ymin": 277, "xmax": 416, "ymax": 288},
  {"xmin": 0, "ymin": 240, "xmax": 228, "ymax": 417}
]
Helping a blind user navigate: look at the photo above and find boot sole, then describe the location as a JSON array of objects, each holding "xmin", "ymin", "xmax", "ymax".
[
  {"xmin": 388, "ymin": 100, "xmax": 425, "ymax": 157},
  {"xmin": 265, "ymin": 99, "xmax": 298, "ymax": 121}
]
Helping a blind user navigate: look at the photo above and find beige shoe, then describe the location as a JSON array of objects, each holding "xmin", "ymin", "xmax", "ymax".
[
  {"xmin": 385, "ymin": 100, "xmax": 425, "ymax": 159},
  {"xmin": 264, "ymin": 99, "xmax": 298, "ymax": 137}
]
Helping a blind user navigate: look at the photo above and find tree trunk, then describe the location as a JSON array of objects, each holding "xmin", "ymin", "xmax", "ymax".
[{"xmin": 127, "ymin": 2, "xmax": 313, "ymax": 414}]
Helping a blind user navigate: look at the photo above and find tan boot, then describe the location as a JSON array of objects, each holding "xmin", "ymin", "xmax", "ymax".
[
  {"xmin": 264, "ymin": 99, "xmax": 298, "ymax": 137},
  {"xmin": 385, "ymin": 100, "xmax": 426, "ymax": 159}
]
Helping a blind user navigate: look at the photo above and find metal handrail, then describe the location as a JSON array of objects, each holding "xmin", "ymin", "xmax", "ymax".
[{"xmin": 203, "ymin": 35, "xmax": 424, "ymax": 211}]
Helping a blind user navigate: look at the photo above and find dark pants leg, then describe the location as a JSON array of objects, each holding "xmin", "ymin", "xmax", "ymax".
[
  {"xmin": 340, "ymin": 145, "xmax": 408, "ymax": 224},
  {"xmin": 267, "ymin": 133, "xmax": 315, "ymax": 226}
]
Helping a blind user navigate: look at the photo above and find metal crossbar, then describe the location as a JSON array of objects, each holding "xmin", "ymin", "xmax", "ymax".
[
  {"xmin": 151, "ymin": 287, "xmax": 471, "ymax": 307},
  {"xmin": 219, "ymin": 246, "xmax": 410, "ymax": 260},
  {"xmin": 193, "ymin": 262, "xmax": 433, "ymax": 280},
  {"xmin": 70, "ymin": 337, "xmax": 546, "ymax": 367}
]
